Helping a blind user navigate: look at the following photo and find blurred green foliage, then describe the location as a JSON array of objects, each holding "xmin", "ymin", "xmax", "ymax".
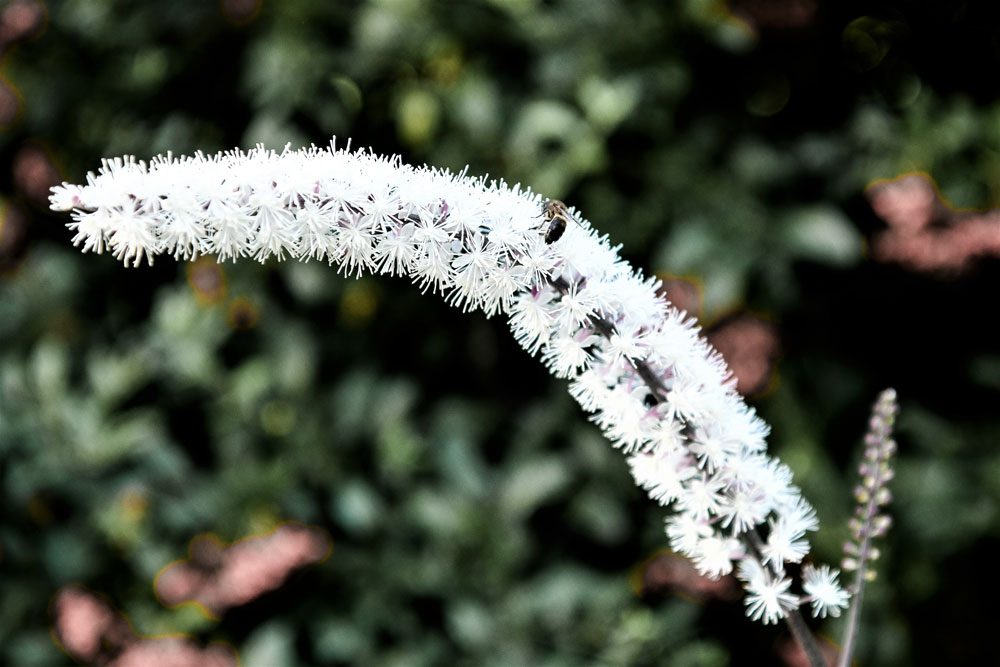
[{"xmin": 2, "ymin": 1, "xmax": 1000, "ymax": 665}]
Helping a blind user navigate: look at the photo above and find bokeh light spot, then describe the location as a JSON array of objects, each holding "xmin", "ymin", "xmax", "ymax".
[{"xmin": 186, "ymin": 257, "xmax": 227, "ymax": 305}]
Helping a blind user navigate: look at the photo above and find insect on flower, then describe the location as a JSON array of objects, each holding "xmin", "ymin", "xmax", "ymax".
[{"xmin": 542, "ymin": 199, "xmax": 570, "ymax": 244}]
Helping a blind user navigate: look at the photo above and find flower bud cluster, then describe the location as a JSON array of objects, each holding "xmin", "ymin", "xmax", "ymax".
[
  {"xmin": 50, "ymin": 142, "xmax": 848, "ymax": 624},
  {"xmin": 842, "ymin": 388, "xmax": 898, "ymax": 583}
]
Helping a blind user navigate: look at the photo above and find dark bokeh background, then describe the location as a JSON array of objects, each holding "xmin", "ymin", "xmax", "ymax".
[{"xmin": 2, "ymin": 1, "xmax": 999, "ymax": 665}]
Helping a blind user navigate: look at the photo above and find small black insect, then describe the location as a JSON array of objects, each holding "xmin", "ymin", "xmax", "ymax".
[{"xmin": 542, "ymin": 199, "xmax": 569, "ymax": 244}]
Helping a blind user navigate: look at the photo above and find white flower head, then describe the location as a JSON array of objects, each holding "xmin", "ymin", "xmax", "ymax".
[
  {"xmin": 628, "ymin": 447, "xmax": 696, "ymax": 506},
  {"xmin": 761, "ymin": 513, "xmax": 813, "ymax": 570},
  {"xmin": 676, "ymin": 473, "xmax": 726, "ymax": 521},
  {"xmin": 802, "ymin": 564, "xmax": 851, "ymax": 618},
  {"xmin": 691, "ymin": 533, "xmax": 744, "ymax": 578},
  {"xmin": 665, "ymin": 512, "xmax": 713, "ymax": 556},
  {"xmin": 737, "ymin": 558, "xmax": 799, "ymax": 625}
]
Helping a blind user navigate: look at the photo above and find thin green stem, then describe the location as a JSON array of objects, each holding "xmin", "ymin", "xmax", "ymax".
[
  {"xmin": 836, "ymin": 460, "xmax": 886, "ymax": 667},
  {"xmin": 837, "ymin": 574, "xmax": 864, "ymax": 667}
]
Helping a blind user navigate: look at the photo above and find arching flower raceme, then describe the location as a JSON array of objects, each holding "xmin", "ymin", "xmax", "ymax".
[{"xmin": 49, "ymin": 141, "xmax": 847, "ymax": 628}]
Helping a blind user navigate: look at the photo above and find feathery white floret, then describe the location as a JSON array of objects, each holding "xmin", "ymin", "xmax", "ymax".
[{"xmin": 802, "ymin": 564, "xmax": 851, "ymax": 619}]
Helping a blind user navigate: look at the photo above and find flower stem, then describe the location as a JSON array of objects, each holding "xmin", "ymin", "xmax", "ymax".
[{"xmin": 836, "ymin": 576, "xmax": 864, "ymax": 667}]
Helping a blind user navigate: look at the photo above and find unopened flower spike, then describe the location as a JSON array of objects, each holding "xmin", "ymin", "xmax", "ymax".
[
  {"xmin": 50, "ymin": 140, "xmax": 845, "ymax": 665},
  {"xmin": 836, "ymin": 388, "xmax": 899, "ymax": 667}
]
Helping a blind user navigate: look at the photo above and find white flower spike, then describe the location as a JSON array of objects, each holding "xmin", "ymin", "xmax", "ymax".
[{"xmin": 50, "ymin": 140, "xmax": 848, "ymax": 631}]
